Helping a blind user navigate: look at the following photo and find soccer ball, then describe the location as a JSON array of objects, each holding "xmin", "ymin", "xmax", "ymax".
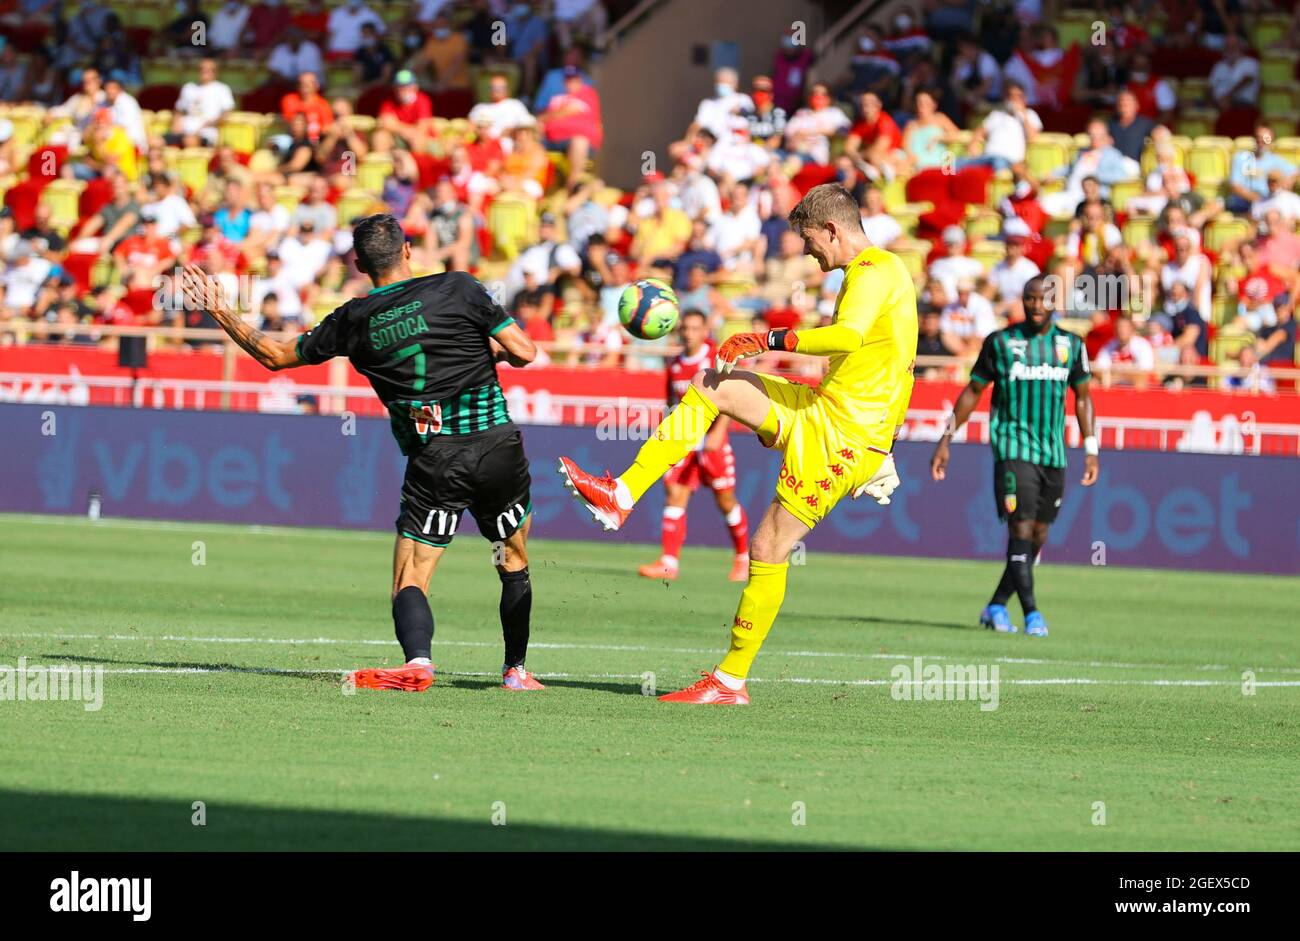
[{"xmin": 618, "ymin": 278, "xmax": 680, "ymax": 340}]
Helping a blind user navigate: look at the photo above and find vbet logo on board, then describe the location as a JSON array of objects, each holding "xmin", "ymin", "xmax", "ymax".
[{"xmin": 49, "ymin": 871, "xmax": 151, "ymax": 921}]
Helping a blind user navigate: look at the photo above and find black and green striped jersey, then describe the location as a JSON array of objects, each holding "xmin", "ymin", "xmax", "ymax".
[
  {"xmin": 969, "ymin": 323, "xmax": 1091, "ymax": 468},
  {"xmin": 296, "ymin": 271, "xmax": 516, "ymax": 454}
]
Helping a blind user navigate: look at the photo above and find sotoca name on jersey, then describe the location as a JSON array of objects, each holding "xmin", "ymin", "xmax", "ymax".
[{"xmin": 1007, "ymin": 361, "xmax": 1071, "ymax": 382}]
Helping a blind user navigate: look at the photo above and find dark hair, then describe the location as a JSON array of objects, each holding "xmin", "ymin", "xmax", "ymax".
[
  {"xmin": 353, "ymin": 213, "xmax": 406, "ymax": 279},
  {"xmin": 680, "ymin": 308, "xmax": 707, "ymax": 324}
]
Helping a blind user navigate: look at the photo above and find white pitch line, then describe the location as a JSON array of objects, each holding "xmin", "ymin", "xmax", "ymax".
[
  {"xmin": 7, "ymin": 631, "xmax": 1300, "ymax": 676},
  {"xmin": 12, "ymin": 665, "xmax": 1300, "ymax": 688}
]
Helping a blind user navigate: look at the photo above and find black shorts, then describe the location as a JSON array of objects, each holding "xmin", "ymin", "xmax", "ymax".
[
  {"xmin": 993, "ymin": 459, "xmax": 1065, "ymax": 524},
  {"xmin": 396, "ymin": 424, "xmax": 531, "ymax": 547}
]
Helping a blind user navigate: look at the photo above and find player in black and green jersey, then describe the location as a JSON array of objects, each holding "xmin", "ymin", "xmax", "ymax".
[
  {"xmin": 930, "ymin": 276, "xmax": 1099, "ymax": 637},
  {"xmin": 179, "ymin": 214, "xmax": 546, "ymax": 691}
]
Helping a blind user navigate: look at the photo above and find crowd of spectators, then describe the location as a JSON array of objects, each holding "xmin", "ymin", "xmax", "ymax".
[{"xmin": 0, "ymin": 0, "xmax": 1296, "ymax": 395}]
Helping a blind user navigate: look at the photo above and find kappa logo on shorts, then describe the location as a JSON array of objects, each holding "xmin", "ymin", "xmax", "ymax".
[{"xmin": 1004, "ymin": 494, "xmax": 1018, "ymax": 515}]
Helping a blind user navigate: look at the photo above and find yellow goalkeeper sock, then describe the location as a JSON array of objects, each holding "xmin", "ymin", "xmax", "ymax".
[
  {"xmin": 617, "ymin": 385, "xmax": 719, "ymax": 503},
  {"xmin": 717, "ymin": 559, "xmax": 789, "ymax": 680}
]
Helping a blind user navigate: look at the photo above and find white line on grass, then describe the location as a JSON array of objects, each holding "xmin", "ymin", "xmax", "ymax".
[
  {"xmin": 18, "ymin": 665, "xmax": 1300, "ymax": 688},
  {"xmin": 8, "ymin": 631, "xmax": 1300, "ymax": 676}
]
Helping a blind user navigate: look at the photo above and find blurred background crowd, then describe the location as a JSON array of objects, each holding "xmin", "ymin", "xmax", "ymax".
[{"xmin": 0, "ymin": 0, "xmax": 1298, "ymax": 394}]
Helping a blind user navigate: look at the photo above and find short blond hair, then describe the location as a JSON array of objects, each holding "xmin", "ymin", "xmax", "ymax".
[{"xmin": 788, "ymin": 183, "xmax": 861, "ymax": 234}]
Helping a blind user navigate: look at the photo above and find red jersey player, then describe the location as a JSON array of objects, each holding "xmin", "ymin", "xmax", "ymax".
[{"xmin": 639, "ymin": 309, "xmax": 750, "ymax": 582}]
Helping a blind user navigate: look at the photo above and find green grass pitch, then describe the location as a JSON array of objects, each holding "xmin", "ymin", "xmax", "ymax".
[{"xmin": 1, "ymin": 513, "xmax": 1297, "ymax": 851}]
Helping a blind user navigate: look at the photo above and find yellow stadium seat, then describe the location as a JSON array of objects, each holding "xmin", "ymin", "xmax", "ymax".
[
  {"xmin": 1204, "ymin": 217, "xmax": 1250, "ymax": 254},
  {"xmin": 985, "ymin": 169, "xmax": 1013, "ymax": 207},
  {"xmin": 219, "ymin": 113, "xmax": 264, "ymax": 155},
  {"xmin": 965, "ymin": 211, "xmax": 1001, "ymax": 242},
  {"xmin": 1026, "ymin": 138, "xmax": 1068, "ymax": 181},
  {"xmin": 347, "ymin": 114, "xmax": 376, "ymax": 136},
  {"xmin": 176, "ymin": 147, "xmax": 213, "ymax": 195},
  {"xmin": 275, "ymin": 184, "xmax": 305, "ymax": 213},
  {"xmin": 486, "ymin": 195, "xmax": 538, "ymax": 260},
  {"xmin": 1261, "ymin": 85, "xmax": 1298, "ymax": 121},
  {"xmin": 890, "ymin": 205, "xmax": 921, "ymax": 236},
  {"xmin": 326, "ymin": 60, "xmax": 360, "ymax": 92},
  {"xmin": 1212, "ymin": 293, "xmax": 1236, "ymax": 327},
  {"xmin": 39, "ymin": 179, "xmax": 85, "ymax": 235},
  {"xmin": 247, "ymin": 149, "xmax": 279, "ymax": 175},
  {"xmin": 881, "ymin": 175, "xmax": 907, "ymax": 211},
  {"xmin": 1261, "ymin": 52, "xmax": 1299, "ymax": 86},
  {"xmin": 357, "ymin": 153, "xmax": 393, "ymax": 194},
  {"xmin": 1123, "ymin": 217, "xmax": 1154, "ymax": 250},
  {"xmin": 969, "ymin": 239, "xmax": 1006, "ymax": 270},
  {"xmin": 1251, "ymin": 14, "xmax": 1292, "ymax": 52},
  {"xmin": 893, "ymin": 244, "xmax": 925, "ymax": 282},
  {"xmin": 1188, "ymin": 144, "xmax": 1229, "ymax": 185},
  {"xmin": 142, "ymin": 58, "xmax": 188, "ymax": 88},
  {"xmin": 336, "ymin": 189, "xmax": 381, "ymax": 226},
  {"xmin": 91, "ymin": 255, "xmax": 114, "ymax": 289},
  {"xmin": 1177, "ymin": 112, "xmax": 1214, "ymax": 140},
  {"xmin": 1109, "ymin": 179, "xmax": 1143, "ymax": 213},
  {"xmin": 5, "ymin": 108, "xmax": 40, "ymax": 149}
]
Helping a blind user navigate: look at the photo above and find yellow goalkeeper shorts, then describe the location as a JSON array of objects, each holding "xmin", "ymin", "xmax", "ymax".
[{"xmin": 756, "ymin": 374, "xmax": 891, "ymax": 528}]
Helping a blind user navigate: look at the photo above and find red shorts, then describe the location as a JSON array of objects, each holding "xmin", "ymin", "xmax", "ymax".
[{"xmin": 664, "ymin": 443, "xmax": 737, "ymax": 492}]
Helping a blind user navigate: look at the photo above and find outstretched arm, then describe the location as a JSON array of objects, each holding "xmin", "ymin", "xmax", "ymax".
[
  {"xmin": 179, "ymin": 264, "xmax": 303, "ymax": 371},
  {"xmin": 715, "ymin": 323, "xmax": 866, "ymax": 372}
]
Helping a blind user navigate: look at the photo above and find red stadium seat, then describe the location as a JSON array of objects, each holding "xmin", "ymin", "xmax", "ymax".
[
  {"xmin": 26, "ymin": 144, "xmax": 67, "ymax": 182},
  {"xmin": 788, "ymin": 162, "xmax": 838, "ymax": 197},
  {"xmin": 78, "ymin": 176, "xmax": 114, "ymax": 221},
  {"xmin": 412, "ymin": 153, "xmax": 450, "ymax": 190},
  {"xmin": 124, "ymin": 288, "xmax": 158, "ymax": 316},
  {"xmin": 355, "ymin": 84, "xmax": 392, "ymax": 118},
  {"xmin": 239, "ymin": 82, "xmax": 294, "ymax": 114},
  {"xmin": 137, "ymin": 84, "xmax": 181, "ymax": 112},
  {"xmin": 62, "ymin": 253, "xmax": 99, "ymax": 293},
  {"xmin": 1214, "ymin": 106, "xmax": 1259, "ymax": 139},
  {"xmin": 431, "ymin": 88, "xmax": 474, "ymax": 119},
  {"xmin": 948, "ymin": 165, "xmax": 993, "ymax": 205},
  {"xmin": 4, "ymin": 179, "xmax": 42, "ymax": 229}
]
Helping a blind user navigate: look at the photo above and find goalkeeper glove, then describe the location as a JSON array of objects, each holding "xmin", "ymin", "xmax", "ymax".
[
  {"xmin": 715, "ymin": 329, "xmax": 798, "ymax": 373},
  {"xmin": 852, "ymin": 453, "xmax": 900, "ymax": 505}
]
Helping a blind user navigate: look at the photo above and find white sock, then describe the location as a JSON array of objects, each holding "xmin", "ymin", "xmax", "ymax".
[
  {"xmin": 660, "ymin": 555, "xmax": 679, "ymax": 569},
  {"xmin": 408, "ymin": 657, "xmax": 432, "ymax": 667},
  {"xmin": 613, "ymin": 478, "xmax": 634, "ymax": 510},
  {"xmin": 713, "ymin": 667, "xmax": 744, "ymax": 690}
]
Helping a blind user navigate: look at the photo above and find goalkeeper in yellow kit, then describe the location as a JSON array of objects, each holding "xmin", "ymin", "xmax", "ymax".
[{"xmin": 559, "ymin": 184, "xmax": 917, "ymax": 704}]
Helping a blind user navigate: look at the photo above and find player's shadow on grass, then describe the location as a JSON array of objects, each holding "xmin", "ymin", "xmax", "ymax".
[
  {"xmin": 0, "ymin": 787, "xmax": 864, "ymax": 851},
  {"xmin": 39, "ymin": 653, "xmax": 330, "ymax": 682},
  {"xmin": 787, "ymin": 613, "xmax": 972, "ymax": 632},
  {"xmin": 444, "ymin": 676, "xmax": 645, "ymax": 696}
]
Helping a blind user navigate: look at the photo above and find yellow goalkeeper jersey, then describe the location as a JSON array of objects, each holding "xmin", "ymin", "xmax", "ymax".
[{"xmin": 817, "ymin": 245, "xmax": 918, "ymax": 446}]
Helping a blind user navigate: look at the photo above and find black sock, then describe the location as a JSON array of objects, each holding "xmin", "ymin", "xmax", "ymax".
[
  {"xmin": 392, "ymin": 586, "xmax": 434, "ymax": 661},
  {"xmin": 1007, "ymin": 537, "xmax": 1037, "ymax": 614},
  {"xmin": 990, "ymin": 564, "xmax": 1016, "ymax": 606},
  {"xmin": 499, "ymin": 568, "xmax": 532, "ymax": 669}
]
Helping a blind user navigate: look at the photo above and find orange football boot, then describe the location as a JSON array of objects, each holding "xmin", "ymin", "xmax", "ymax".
[
  {"xmin": 638, "ymin": 560, "xmax": 679, "ymax": 580},
  {"xmin": 501, "ymin": 666, "xmax": 546, "ymax": 691},
  {"xmin": 557, "ymin": 457, "xmax": 631, "ymax": 532},
  {"xmin": 658, "ymin": 671, "xmax": 750, "ymax": 705},
  {"xmin": 348, "ymin": 662, "xmax": 435, "ymax": 692},
  {"xmin": 727, "ymin": 554, "xmax": 749, "ymax": 582}
]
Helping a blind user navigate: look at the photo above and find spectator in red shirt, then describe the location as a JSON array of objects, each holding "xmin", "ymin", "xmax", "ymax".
[
  {"xmin": 281, "ymin": 71, "xmax": 333, "ymax": 142},
  {"xmin": 113, "ymin": 209, "xmax": 175, "ymax": 290},
  {"xmin": 377, "ymin": 69, "xmax": 435, "ymax": 151},
  {"xmin": 538, "ymin": 65, "xmax": 603, "ymax": 190},
  {"xmin": 246, "ymin": 0, "xmax": 293, "ymax": 49},
  {"xmin": 844, "ymin": 91, "xmax": 903, "ymax": 181},
  {"xmin": 293, "ymin": 0, "xmax": 329, "ymax": 45}
]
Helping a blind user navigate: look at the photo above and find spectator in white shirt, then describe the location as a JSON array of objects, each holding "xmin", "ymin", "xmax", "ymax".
[
  {"xmin": 4, "ymin": 242, "xmax": 53, "ymax": 312},
  {"xmin": 1250, "ymin": 170, "xmax": 1300, "ymax": 224},
  {"xmin": 1095, "ymin": 315, "xmax": 1155, "ymax": 388},
  {"xmin": 209, "ymin": 0, "xmax": 251, "ymax": 54},
  {"xmin": 103, "ymin": 76, "xmax": 147, "ymax": 152},
  {"xmin": 990, "ymin": 231, "xmax": 1040, "ymax": 318},
  {"xmin": 859, "ymin": 185, "xmax": 902, "ymax": 248},
  {"xmin": 467, "ymin": 73, "xmax": 533, "ymax": 144},
  {"xmin": 689, "ymin": 67, "xmax": 753, "ymax": 143},
  {"xmin": 709, "ymin": 179, "xmax": 762, "ymax": 269},
  {"xmin": 252, "ymin": 251, "xmax": 305, "ymax": 323},
  {"xmin": 941, "ymin": 277, "xmax": 997, "ymax": 355},
  {"xmin": 1208, "ymin": 34, "xmax": 1260, "ymax": 109},
  {"xmin": 268, "ymin": 29, "xmax": 324, "ymax": 84},
  {"xmin": 959, "ymin": 82, "xmax": 1041, "ymax": 172},
  {"xmin": 783, "ymin": 83, "xmax": 851, "ymax": 166},
  {"xmin": 142, "ymin": 173, "xmax": 196, "ymax": 241},
  {"xmin": 170, "ymin": 58, "xmax": 235, "ymax": 147},
  {"xmin": 326, "ymin": 0, "xmax": 384, "ymax": 57},
  {"xmin": 928, "ymin": 225, "xmax": 986, "ymax": 297}
]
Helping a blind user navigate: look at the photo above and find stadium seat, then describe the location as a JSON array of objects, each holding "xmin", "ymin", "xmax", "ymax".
[
  {"xmin": 1122, "ymin": 217, "xmax": 1154, "ymax": 250},
  {"xmin": 985, "ymin": 169, "xmax": 1013, "ymax": 207},
  {"xmin": 1177, "ymin": 110, "xmax": 1215, "ymax": 139},
  {"xmin": 61, "ymin": 252, "xmax": 100, "ymax": 293},
  {"xmin": 969, "ymin": 239, "xmax": 1005, "ymax": 269},
  {"xmin": 1026, "ymin": 138, "xmax": 1069, "ymax": 181},
  {"xmin": 138, "ymin": 84, "xmax": 182, "ymax": 112},
  {"xmin": 357, "ymin": 154, "xmax": 394, "ymax": 194},
  {"xmin": 1187, "ymin": 143, "xmax": 1229, "ymax": 185},
  {"xmin": 881, "ymin": 176, "xmax": 908, "ymax": 211},
  {"xmin": 1212, "ymin": 293, "xmax": 1236, "ymax": 327},
  {"xmin": 141, "ymin": 58, "xmax": 188, "ymax": 88},
  {"xmin": 274, "ymin": 185, "xmax": 305, "ymax": 213},
  {"xmin": 38, "ymin": 179, "xmax": 84, "ymax": 235},
  {"xmin": 1109, "ymin": 179, "xmax": 1142, "ymax": 213},
  {"xmin": 964, "ymin": 210, "xmax": 1001, "ymax": 242},
  {"xmin": 336, "ymin": 189, "xmax": 381, "ymax": 226},
  {"xmin": 486, "ymin": 194, "xmax": 538, "ymax": 260},
  {"xmin": 1204, "ymin": 217, "xmax": 1250, "ymax": 254},
  {"xmin": 5, "ymin": 108, "xmax": 41, "ymax": 150},
  {"xmin": 218, "ymin": 113, "xmax": 265, "ymax": 155},
  {"xmin": 892, "ymin": 241, "xmax": 926, "ymax": 282},
  {"xmin": 355, "ymin": 85, "xmax": 392, "ymax": 118},
  {"xmin": 1261, "ymin": 52, "xmax": 1299, "ymax": 86},
  {"xmin": 4, "ymin": 179, "xmax": 42, "ymax": 230},
  {"xmin": 1250, "ymin": 13, "xmax": 1292, "ymax": 51},
  {"xmin": 1260, "ymin": 84, "xmax": 1298, "ymax": 121},
  {"xmin": 177, "ymin": 147, "xmax": 213, "ymax": 195}
]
